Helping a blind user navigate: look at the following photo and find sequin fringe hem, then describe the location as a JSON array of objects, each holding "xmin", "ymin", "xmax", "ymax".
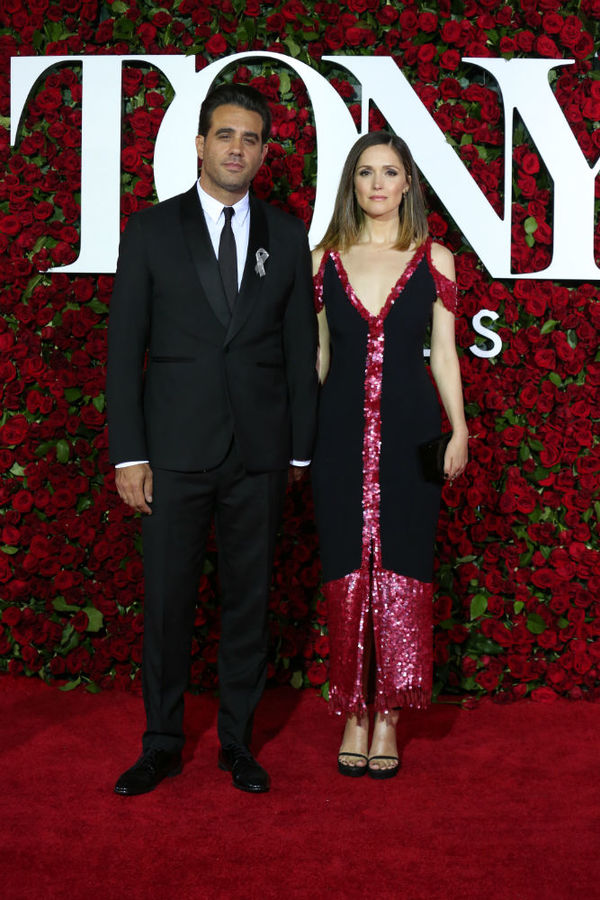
[
  {"xmin": 327, "ymin": 687, "xmax": 431, "ymax": 717},
  {"xmin": 373, "ymin": 688, "xmax": 431, "ymax": 713},
  {"xmin": 327, "ymin": 691, "xmax": 368, "ymax": 719}
]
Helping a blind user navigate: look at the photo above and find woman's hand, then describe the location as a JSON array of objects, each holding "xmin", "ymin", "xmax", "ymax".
[{"xmin": 443, "ymin": 430, "xmax": 468, "ymax": 481}]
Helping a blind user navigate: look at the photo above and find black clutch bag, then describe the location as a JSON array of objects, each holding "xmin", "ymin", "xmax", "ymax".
[{"xmin": 418, "ymin": 433, "xmax": 451, "ymax": 485}]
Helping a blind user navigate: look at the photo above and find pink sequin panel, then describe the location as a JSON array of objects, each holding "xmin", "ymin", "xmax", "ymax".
[
  {"xmin": 325, "ymin": 570, "xmax": 433, "ymax": 717},
  {"xmin": 312, "ymin": 251, "xmax": 328, "ymax": 313}
]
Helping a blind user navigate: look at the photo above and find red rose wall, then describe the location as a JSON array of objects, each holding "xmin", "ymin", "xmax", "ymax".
[{"xmin": 1, "ymin": 0, "xmax": 599, "ymax": 703}]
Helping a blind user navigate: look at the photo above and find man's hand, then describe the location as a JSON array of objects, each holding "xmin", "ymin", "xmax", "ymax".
[
  {"xmin": 288, "ymin": 464, "xmax": 307, "ymax": 485},
  {"xmin": 115, "ymin": 463, "xmax": 153, "ymax": 514}
]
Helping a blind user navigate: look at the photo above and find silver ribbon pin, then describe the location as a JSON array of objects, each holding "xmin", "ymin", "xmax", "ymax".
[{"xmin": 255, "ymin": 248, "xmax": 269, "ymax": 277}]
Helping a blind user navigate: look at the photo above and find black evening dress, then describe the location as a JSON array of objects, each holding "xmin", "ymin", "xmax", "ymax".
[{"xmin": 312, "ymin": 238, "xmax": 458, "ymax": 716}]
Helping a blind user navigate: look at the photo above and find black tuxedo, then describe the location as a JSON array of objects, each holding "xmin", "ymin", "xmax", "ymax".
[{"xmin": 106, "ymin": 185, "xmax": 318, "ymax": 750}]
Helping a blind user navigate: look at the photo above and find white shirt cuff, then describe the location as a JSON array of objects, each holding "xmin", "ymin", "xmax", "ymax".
[{"xmin": 115, "ymin": 460, "xmax": 149, "ymax": 468}]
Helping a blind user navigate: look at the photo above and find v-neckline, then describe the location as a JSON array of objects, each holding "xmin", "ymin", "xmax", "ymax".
[{"xmin": 331, "ymin": 242, "xmax": 427, "ymax": 322}]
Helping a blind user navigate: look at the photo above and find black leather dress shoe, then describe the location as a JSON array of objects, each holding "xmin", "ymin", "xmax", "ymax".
[
  {"xmin": 114, "ymin": 748, "xmax": 183, "ymax": 796},
  {"xmin": 218, "ymin": 744, "xmax": 270, "ymax": 793}
]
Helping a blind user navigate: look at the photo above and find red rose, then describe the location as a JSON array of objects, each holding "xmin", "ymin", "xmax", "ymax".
[
  {"xmin": 0, "ymin": 414, "xmax": 29, "ymax": 445},
  {"xmin": 121, "ymin": 146, "xmax": 142, "ymax": 172},
  {"xmin": 521, "ymin": 152, "xmax": 540, "ymax": 175},
  {"xmin": 1, "ymin": 606, "xmax": 21, "ymax": 626},
  {"xmin": 439, "ymin": 50, "xmax": 461, "ymax": 71},
  {"xmin": 416, "ymin": 44, "xmax": 436, "ymax": 65},
  {"xmin": 206, "ymin": 33, "xmax": 227, "ymax": 55},
  {"xmin": 418, "ymin": 11, "xmax": 438, "ymax": 31},
  {"xmin": 306, "ymin": 661, "xmax": 327, "ymax": 686},
  {"xmin": 542, "ymin": 12, "xmax": 564, "ymax": 34},
  {"xmin": 530, "ymin": 686, "xmax": 557, "ymax": 703},
  {"xmin": 536, "ymin": 34, "xmax": 560, "ymax": 56},
  {"xmin": 476, "ymin": 669, "xmax": 500, "ymax": 692},
  {"xmin": 376, "ymin": 5, "xmax": 398, "ymax": 25},
  {"xmin": 572, "ymin": 31, "xmax": 594, "ymax": 59}
]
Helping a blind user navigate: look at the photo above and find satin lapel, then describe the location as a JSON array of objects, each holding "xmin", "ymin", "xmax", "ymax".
[
  {"xmin": 180, "ymin": 186, "xmax": 230, "ymax": 329},
  {"xmin": 225, "ymin": 196, "xmax": 269, "ymax": 345}
]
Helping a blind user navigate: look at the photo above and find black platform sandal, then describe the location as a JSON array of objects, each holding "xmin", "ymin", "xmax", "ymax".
[
  {"xmin": 337, "ymin": 752, "xmax": 368, "ymax": 777},
  {"xmin": 367, "ymin": 755, "xmax": 399, "ymax": 780}
]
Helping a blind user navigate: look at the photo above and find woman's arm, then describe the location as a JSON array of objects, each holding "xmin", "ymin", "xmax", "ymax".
[
  {"xmin": 429, "ymin": 243, "xmax": 468, "ymax": 480},
  {"xmin": 312, "ymin": 249, "xmax": 331, "ymax": 384}
]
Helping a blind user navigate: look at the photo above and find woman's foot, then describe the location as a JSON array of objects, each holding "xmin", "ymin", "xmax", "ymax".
[
  {"xmin": 368, "ymin": 711, "xmax": 400, "ymax": 779},
  {"xmin": 338, "ymin": 714, "xmax": 369, "ymax": 777}
]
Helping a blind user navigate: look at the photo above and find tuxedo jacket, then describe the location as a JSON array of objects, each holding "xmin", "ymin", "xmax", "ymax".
[{"xmin": 106, "ymin": 186, "xmax": 318, "ymax": 473}]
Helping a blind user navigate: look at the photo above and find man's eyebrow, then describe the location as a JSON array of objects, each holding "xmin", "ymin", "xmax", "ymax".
[{"xmin": 214, "ymin": 127, "xmax": 260, "ymax": 140}]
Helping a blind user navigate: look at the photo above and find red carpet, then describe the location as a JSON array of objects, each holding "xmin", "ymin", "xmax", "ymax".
[{"xmin": 2, "ymin": 675, "xmax": 600, "ymax": 900}]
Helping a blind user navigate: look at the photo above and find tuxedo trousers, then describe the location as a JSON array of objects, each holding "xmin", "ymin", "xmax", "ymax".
[{"xmin": 140, "ymin": 442, "xmax": 287, "ymax": 752}]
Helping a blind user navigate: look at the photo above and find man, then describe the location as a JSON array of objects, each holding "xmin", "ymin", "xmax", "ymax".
[{"xmin": 106, "ymin": 83, "xmax": 318, "ymax": 796}]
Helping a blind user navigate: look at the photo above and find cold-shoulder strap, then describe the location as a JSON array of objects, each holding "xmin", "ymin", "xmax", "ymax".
[
  {"xmin": 312, "ymin": 250, "xmax": 330, "ymax": 313},
  {"xmin": 425, "ymin": 238, "xmax": 459, "ymax": 315}
]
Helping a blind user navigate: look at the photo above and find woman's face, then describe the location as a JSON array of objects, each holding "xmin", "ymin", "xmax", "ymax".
[{"xmin": 353, "ymin": 144, "xmax": 410, "ymax": 220}]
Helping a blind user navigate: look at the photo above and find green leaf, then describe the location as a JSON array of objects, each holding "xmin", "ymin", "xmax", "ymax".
[
  {"xmin": 526, "ymin": 613, "xmax": 546, "ymax": 634},
  {"xmin": 1, "ymin": 545, "xmax": 19, "ymax": 555},
  {"xmin": 513, "ymin": 600, "xmax": 525, "ymax": 614},
  {"xmin": 23, "ymin": 274, "xmax": 43, "ymax": 301},
  {"xmin": 61, "ymin": 620, "xmax": 81, "ymax": 648},
  {"xmin": 321, "ymin": 681, "xmax": 330, "ymax": 701},
  {"xmin": 34, "ymin": 441, "xmax": 56, "ymax": 458},
  {"xmin": 548, "ymin": 372, "xmax": 562, "ymax": 387},
  {"xmin": 88, "ymin": 298, "xmax": 109, "ymax": 315},
  {"xmin": 56, "ymin": 439, "xmax": 70, "ymax": 463},
  {"xmin": 465, "ymin": 635, "xmax": 503, "ymax": 655},
  {"xmin": 86, "ymin": 682, "xmax": 101, "ymax": 694},
  {"xmin": 64, "ymin": 387, "xmax": 82, "ymax": 403},
  {"xmin": 290, "ymin": 669, "xmax": 303, "ymax": 689},
  {"xmin": 92, "ymin": 394, "xmax": 105, "ymax": 413},
  {"xmin": 557, "ymin": 617, "xmax": 569, "ymax": 629},
  {"xmin": 470, "ymin": 594, "xmax": 488, "ymax": 620},
  {"xmin": 83, "ymin": 606, "xmax": 104, "ymax": 632},
  {"xmin": 519, "ymin": 444, "xmax": 531, "ymax": 462},
  {"xmin": 525, "ymin": 233, "xmax": 535, "ymax": 248},
  {"xmin": 53, "ymin": 596, "xmax": 79, "ymax": 613},
  {"xmin": 284, "ymin": 36, "xmax": 300, "ymax": 57},
  {"xmin": 59, "ymin": 678, "xmax": 81, "ymax": 692},
  {"xmin": 113, "ymin": 16, "xmax": 135, "ymax": 39},
  {"xmin": 279, "ymin": 70, "xmax": 291, "ymax": 96},
  {"xmin": 540, "ymin": 319, "xmax": 557, "ymax": 335},
  {"xmin": 9, "ymin": 462, "xmax": 25, "ymax": 477},
  {"xmin": 524, "ymin": 216, "xmax": 538, "ymax": 235}
]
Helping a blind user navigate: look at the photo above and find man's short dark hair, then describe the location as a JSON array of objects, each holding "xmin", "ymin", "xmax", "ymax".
[{"xmin": 198, "ymin": 83, "xmax": 272, "ymax": 144}]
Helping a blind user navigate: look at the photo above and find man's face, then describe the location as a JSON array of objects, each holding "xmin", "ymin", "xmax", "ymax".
[{"xmin": 195, "ymin": 104, "xmax": 268, "ymax": 204}]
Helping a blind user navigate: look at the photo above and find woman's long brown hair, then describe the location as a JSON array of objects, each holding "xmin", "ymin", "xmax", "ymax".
[{"xmin": 315, "ymin": 130, "xmax": 429, "ymax": 254}]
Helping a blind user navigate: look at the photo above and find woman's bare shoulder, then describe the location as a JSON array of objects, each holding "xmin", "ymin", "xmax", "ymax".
[{"xmin": 429, "ymin": 241, "xmax": 455, "ymax": 280}]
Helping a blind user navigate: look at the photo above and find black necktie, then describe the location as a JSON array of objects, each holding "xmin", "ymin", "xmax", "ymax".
[{"xmin": 218, "ymin": 206, "xmax": 237, "ymax": 311}]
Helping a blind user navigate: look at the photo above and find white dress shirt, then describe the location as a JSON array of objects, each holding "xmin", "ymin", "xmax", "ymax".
[{"xmin": 197, "ymin": 182, "xmax": 249, "ymax": 290}]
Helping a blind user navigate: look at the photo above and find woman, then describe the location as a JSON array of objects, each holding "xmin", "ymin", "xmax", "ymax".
[{"xmin": 311, "ymin": 131, "xmax": 468, "ymax": 779}]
